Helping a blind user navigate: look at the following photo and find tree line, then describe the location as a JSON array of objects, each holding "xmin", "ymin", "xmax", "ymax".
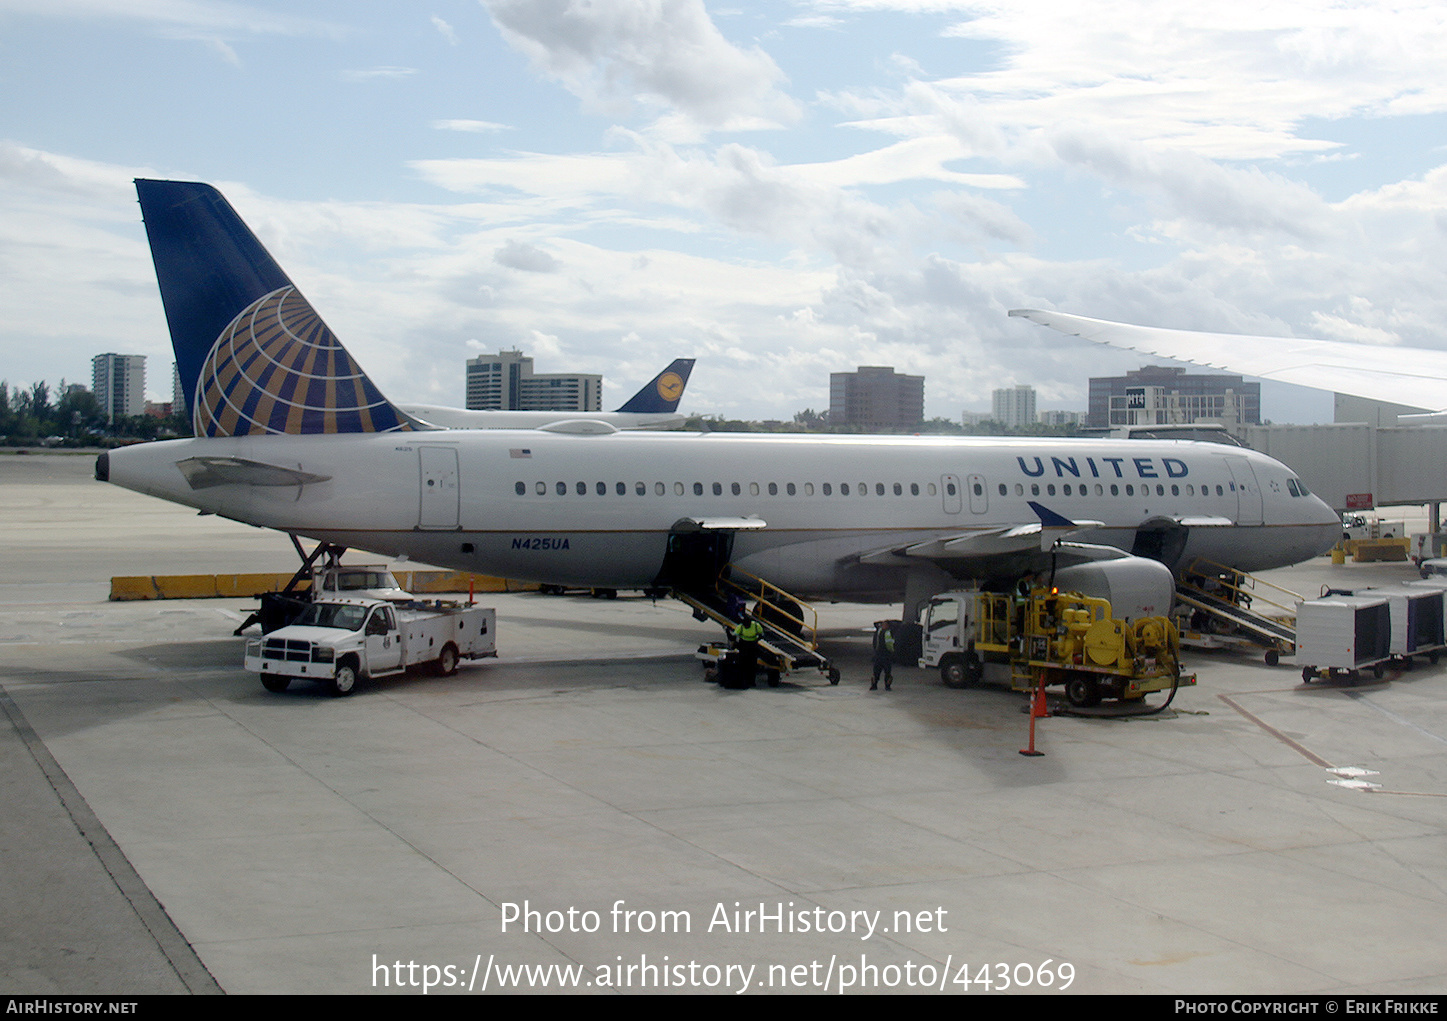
[{"xmin": 0, "ymin": 380, "xmax": 191, "ymax": 446}]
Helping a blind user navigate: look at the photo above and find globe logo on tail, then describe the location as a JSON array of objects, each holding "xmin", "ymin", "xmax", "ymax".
[{"xmin": 193, "ymin": 287, "xmax": 412, "ymax": 436}]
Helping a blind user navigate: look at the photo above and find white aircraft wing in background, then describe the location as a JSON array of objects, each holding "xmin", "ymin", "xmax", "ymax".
[{"xmin": 1009, "ymin": 308, "xmax": 1447, "ymax": 418}]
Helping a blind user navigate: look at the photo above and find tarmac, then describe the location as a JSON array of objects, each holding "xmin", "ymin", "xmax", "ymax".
[{"xmin": 2, "ymin": 451, "xmax": 1445, "ymax": 996}]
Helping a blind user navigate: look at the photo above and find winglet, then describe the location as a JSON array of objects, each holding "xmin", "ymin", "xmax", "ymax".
[
  {"xmin": 1027, "ymin": 501, "xmax": 1076, "ymax": 528},
  {"xmin": 135, "ymin": 179, "xmax": 417, "ymax": 436},
  {"xmin": 615, "ymin": 358, "xmax": 695, "ymax": 413},
  {"xmin": 1028, "ymin": 501, "xmax": 1105, "ymax": 551}
]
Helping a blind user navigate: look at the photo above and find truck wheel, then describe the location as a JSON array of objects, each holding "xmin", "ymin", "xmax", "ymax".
[
  {"xmin": 261, "ymin": 675, "xmax": 290, "ymax": 693},
  {"xmin": 1064, "ymin": 673, "xmax": 1101, "ymax": 708},
  {"xmin": 436, "ymin": 643, "xmax": 459, "ymax": 676},
  {"xmin": 1264, "ymin": 649, "xmax": 1279, "ymax": 667},
  {"xmin": 330, "ymin": 662, "xmax": 359, "ymax": 697},
  {"xmin": 940, "ymin": 652, "xmax": 982, "ymax": 688}
]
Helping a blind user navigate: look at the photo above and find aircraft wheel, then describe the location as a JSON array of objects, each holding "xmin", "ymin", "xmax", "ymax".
[
  {"xmin": 1064, "ymin": 673, "xmax": 1101, "ymax": 708},
  {"xmin": 330, "ymin": 662, "xmax": 359, "ymax": 697},
  {"xmin": 261, "ymin": 675, "xmax": 290, "ymax": 693},
  {"xmin": 436, "ymin": 643, "xmax": 459, "ymax": 676}
]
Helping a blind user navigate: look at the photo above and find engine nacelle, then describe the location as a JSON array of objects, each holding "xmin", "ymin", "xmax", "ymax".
[{"xmin": 1052, "ymin": 556, "xmax": 1176, "ymax": 620}]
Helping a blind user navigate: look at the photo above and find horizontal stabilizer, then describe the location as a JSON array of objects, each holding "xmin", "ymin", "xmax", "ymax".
[
  {"xmin": 176, "ymin": 456, "xmax": 332, "ymax": 490},
  {"xmin": 536, "ymin": 419, "xmax": 619, "ymax": 435}
]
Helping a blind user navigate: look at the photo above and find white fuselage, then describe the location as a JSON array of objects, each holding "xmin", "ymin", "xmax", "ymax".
[{"xmin": 102, "ymin": 431, "xmax": 1341, "ymax": 600}]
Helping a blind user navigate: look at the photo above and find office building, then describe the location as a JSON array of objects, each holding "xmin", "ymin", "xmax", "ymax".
[
  {"xmin": 992, "ymin": 385, "xmax": 1037, "ymax": 428},
  {"xmin": 1088, "ymin": 366, "xmax": 1260, "ymax": 429},
  {"xmin": 465, "ymin": 350, "xmax": 602, "ymax": 413},
  {"xmin": 829, "ymin": 366, "xmax": 925, "ymax": 430},
  {"xmin": 91, "ymin": 353, "xmax": 146, "ymax": 425}
]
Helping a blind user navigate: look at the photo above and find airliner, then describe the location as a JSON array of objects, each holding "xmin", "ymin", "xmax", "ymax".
[
  {"xmin": 98, "ymin": 180, "xmax": 1341, "ymax": 614},
  {"xmin": 400, "ymin": 358, "xmax": 695, "ymax": 431}
]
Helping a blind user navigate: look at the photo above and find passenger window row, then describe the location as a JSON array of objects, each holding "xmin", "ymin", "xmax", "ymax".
[
  {"xmin": 1002, "ymin": 481, "xmax": 1234, "ymax": 498},
  {"xmin": 512, "ymin": 480, "xmax": 942, "ymax": 497},
  {"xmin": 511, "ymin": 478, "xmax": 1253, "ymax": 499}
]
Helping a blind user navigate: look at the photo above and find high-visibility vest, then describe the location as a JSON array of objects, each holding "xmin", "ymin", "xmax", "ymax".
[{"xmin": 735, "ymin": 620, "xmax": 763, "ymax": 642}]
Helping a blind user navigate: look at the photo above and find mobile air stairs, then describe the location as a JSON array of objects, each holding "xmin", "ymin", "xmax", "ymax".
[
  {"xmin": 1175, "ymin": 557, "xmax": 1300, "ymax": 665},
  {"xmin": 672, "ymin": 566, "xmax": 841, "ymax": 686}
]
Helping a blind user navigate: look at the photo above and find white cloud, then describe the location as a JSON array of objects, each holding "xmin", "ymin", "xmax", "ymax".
[
  {"xmin": 494, "ymin": 238, "xmax": 559, "ymax": 272},
  {"xmin": 433, "ymin": 119, "xmax": 511, "ymax": 133},
  {"xmin": 341, "ymin": 66, "xmax": 419, "ymax": 82},
  {"xmin": 480, "ymin": 0, "xmax": 800, "ymax": 131},
  {"xmin": 0, "ymin": 0, "xmax": 347, "ymax": 37},
  {"xmin": 431, "ymin": 14, "xmax": 457, "ymax": 44}
]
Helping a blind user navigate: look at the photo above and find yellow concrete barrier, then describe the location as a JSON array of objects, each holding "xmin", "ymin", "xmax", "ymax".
[
  {"xmin": 214, "ymin": 573, "xmax": 295, "ymax": 597},
  {"xmin": 110, "ymin": 576, "xmax": 160, "ymax": 601},
  {"xmin": 112, "ymin": 570, "xmax": 535, "ymax": 600},
  {"xmin": 152, "ymin": 574, "xmax": 219, "ymax": 599}
]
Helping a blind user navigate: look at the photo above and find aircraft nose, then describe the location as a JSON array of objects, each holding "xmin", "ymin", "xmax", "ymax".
[{"xmin": 1310, "ymin": 497, "xmax": 1341, "ymax": 554}]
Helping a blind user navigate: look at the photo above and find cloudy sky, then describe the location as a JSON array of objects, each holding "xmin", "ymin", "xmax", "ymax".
[{"xmin": 3, "ymin": 0, "xmax": 1444, "ymax": 422}]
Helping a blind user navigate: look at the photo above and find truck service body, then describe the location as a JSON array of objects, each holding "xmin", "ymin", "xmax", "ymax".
[{"xmin": 244, "ymin": 597, "xmax": 496, "ymax": 696}]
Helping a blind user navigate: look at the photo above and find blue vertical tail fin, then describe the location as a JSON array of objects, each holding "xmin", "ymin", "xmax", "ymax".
[
  {"xmin": 614, "ymin": 358, "xmax": 695, "ymax": 413},
  {"xmin": 135, "ymin": 179, "xmax": 416, "ymax": 436}
]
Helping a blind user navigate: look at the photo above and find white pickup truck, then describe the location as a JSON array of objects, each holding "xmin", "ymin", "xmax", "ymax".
[{"xmin": 244, "ymin": 597, "xmax": 496, "ymax": 696}]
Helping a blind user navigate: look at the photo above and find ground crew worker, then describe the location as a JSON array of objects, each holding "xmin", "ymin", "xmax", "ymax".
[
  {"xmin": 731, "ymin": 612, "xmax": 764, "ymax": 688},
  {"xmin": 871, "ymin": 621, "xmax": 896, "ymax": 690}
]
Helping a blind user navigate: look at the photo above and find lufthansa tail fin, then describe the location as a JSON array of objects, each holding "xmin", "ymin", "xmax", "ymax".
[
  {"xmin": 614, "ymin": 358, "xmax": 695, "ymax": 413},
  {"xmin": 135, "ymin": 179, "xmax": 417, "ymax": 437}
]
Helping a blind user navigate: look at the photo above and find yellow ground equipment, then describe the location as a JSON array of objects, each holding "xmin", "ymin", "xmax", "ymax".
[{"xmin": 921, "ymin": 587, "xmax": 1194, "ymax": 708}]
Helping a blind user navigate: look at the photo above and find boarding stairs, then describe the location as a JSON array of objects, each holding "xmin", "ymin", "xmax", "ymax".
[
  {"xmin": 1175, "ymin": 557, "xmax": 1300, "ymax": 663},
  {"xmin": 671, "ymin": 566, "xmax": 837, "ymax": 682}
]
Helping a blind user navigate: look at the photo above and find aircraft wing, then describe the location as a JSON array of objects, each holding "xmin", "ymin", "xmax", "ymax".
[
  {"xmin": 1009, "ymin": 308, "xmax": 1447, "ymax": 416},
  {"xmin": 858, "ymin": 503, "xmax": 1103, "ymax": 565}
]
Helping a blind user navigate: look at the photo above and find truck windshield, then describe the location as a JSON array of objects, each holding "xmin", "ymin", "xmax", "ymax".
[
  {"xmin": 296, "ymin": 603, "xmax": 368, "ymax": 631},
  {"xmin": 334, "ymin": 571, "xmax": 396, "ymax": 591}
]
